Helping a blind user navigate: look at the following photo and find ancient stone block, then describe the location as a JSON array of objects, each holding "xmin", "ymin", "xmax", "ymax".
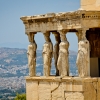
[
  {"xmin": 61, "ymin": 82, "xmax": 67, "ymax": 98},
  {"xmin": 26, "ymin": 80, "xmax": 38, "ymax": 100},
  {"xmin": 93, "ymin": 82, "xmax": 97, "ymax": 90},
  {"xmin": 25, "ymin": 77, "xmax": 99, "ymax": 100},
  {"xmin": 81, "ymin": 0, "xmax": 100, "ymax": 11},
  {"xmin": 39, "ymin": 81, "xmax": 51, "ymax": 100},
  {"xmin": 97, "ymin": 79, "xmax": 100, "ymax": 100},
  {"xmin": 83, "ymin": 82, "xmax": 96, "ymax": 100},
  {"xmin": 65, "ymin": 92, "xmax": 84, "ymax": 100},
  {"xmin": 66, "ymin": 82, "xmax": 72, "ymax": 91},
  {"xmin": 72, "ymin": 81, "xmax": 83, "ymax": 92},
  {"xmin": 51, "ymin": 82, "xmax": 62, "ymax": 99}
]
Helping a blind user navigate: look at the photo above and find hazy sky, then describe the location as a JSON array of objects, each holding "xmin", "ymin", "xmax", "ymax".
[{"xmin": 0, "ymin": 0, "xmax": 80, "ymax": 51}]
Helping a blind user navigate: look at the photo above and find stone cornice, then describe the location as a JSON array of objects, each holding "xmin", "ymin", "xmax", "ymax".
[{"xmin": 20, "ymin": 10, "xmax": 100, "ymax": 33}]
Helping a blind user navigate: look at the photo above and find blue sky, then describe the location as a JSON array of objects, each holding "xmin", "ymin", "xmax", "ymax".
[{"xmin": 0, "ymin": 0, "xmax": 80, "ymax": 51}]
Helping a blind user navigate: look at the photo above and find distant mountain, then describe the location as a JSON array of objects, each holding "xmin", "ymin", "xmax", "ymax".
[
  {"xmin": 0, "ymin": 47, "xmax": 77, "ymax": 58},
  {"xmin": 0, "ymin": 42, "xmax": 46, "ymax": 50},
  {"xmin": 69, "ymin": 50, "xmax": 77, "ymax": 55},
  {"xmin": 0, "ymin": 47, "xmax": 78, "ymax": 99},
  {"xmin": 0, "ymin": 47, "xmax": 78, "ymax": 76},
  {"xmin": 0, "ymin": 47, "xmax": 27, "ymax": 66},
  {"xmin": 0, "ymin": 42, "xmax": 28, "ymax": 49}
]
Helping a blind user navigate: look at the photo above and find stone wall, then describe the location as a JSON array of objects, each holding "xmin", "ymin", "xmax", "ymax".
[
  {"xmin": 81, "ymin": 0, "xmax": 100, "ymax": 11},
  {"xmin": 26, "ymin": 76, "xmax": 100, "ymax": 100}
]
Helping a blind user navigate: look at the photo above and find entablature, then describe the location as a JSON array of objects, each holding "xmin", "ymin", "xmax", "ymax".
[{"xmin": 20, "ymin": 10, "xmax": 100, "ymax": 34}]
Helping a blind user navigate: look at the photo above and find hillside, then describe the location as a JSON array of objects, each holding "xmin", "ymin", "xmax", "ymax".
[
  {"xmin": 0, "ymin": 47, "xmax": 27, "ymax": 66},
  {"xmin": 0, "ymin": 47, "xmax": 77, "ymax": 76},
  {"xmin": 0, "ymin": 47, "xmax": 77, "ymax": 65},
  {"xmin": 0, "ymin": 47, "xmax": 77, "ymax": 99}
]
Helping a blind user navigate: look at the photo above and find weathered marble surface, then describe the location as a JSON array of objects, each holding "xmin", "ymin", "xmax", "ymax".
[
  {"xmin": 81, "ymin": 0, "xmax": 100, "ymax": 11},
  {"xmin": 27, "ymin": 42, "xmax": 37, "ymax": 76},
  {"xmin": 54, "ymin": 42, "xmax": 60, "ymax": 75},
  {"xmin": 42, "ymin": 32, "xmax": 53, "ymax": 76},
  {"xmin": 20, "ymin": 0, "xmax": 100, "ymax": 100},
  {"xmin": 53, "ymin": 32, "xmax": 61, "ymax": 76},
  {"xmin": 21, "ymin": 10, "xmax": 100, "ymax": 34},
  {"xmin": 21, "ymin": 6, "xmax": 100, "ymax": 78},
  {"xmin": 26, "ymin": 76, "xmax": 99, "ymax": 100},
  {"xmin": 76, "ymin": 39, "xmax": 89, "ymax": 77},
  {"xmin": 57, "ymin": 33, "xmax": 69, "ymax": 76}
]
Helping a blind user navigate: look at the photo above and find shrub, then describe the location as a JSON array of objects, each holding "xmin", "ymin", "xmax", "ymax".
[{"xmin": 14, "ymin": 93, "xmax": 26, "ymax": 100}]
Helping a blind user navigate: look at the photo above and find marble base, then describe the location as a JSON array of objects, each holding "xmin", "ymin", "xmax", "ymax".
[{"xmin": 26, "ymin": 76, "xmax": 100, "ymax": 100}]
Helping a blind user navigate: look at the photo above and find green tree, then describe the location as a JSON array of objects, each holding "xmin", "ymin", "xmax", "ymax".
[{"xmin": 14, "ymin": 93, "xmax": 26, "ymax": 100}]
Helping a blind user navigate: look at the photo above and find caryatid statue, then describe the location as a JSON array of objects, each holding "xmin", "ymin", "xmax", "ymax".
[
  {"xmin": 52, "ymin": 32, "xmax": 61, "ymax": 76},
  {"xmin": 42, "ymin": 32, "xmax": 53, "ymax": 76},
  {"xmin": 76, "ymin": 29, "xmax": 90, "ymax": 77},
  {"xmin": 27, "ymin": 33, "xmax": 37, "ymax": 77},
  {"xmin": 57, "ymin": 30, "xmax": 69, "ymax": 77}
]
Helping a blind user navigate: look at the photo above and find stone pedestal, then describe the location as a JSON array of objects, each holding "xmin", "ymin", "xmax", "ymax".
[{"xmin": 26, "ymin": 76, "xmax": 100, "ymax": 100}]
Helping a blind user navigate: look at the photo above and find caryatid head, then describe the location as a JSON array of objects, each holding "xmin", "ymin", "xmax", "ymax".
[
  {"xmin": 27, "ymin": 32, "xmax": 36, "ymax": 43},
  {"xmin": 60, "ymin": 33, "xmax": 67, "ymax": 42},
  {"xmin": 53, "ymin": 32, "xmax": 61, "ymax": 43},
  {"xmin": 43, "ymin": 32, "xmax": 51, "ymax": 42}
]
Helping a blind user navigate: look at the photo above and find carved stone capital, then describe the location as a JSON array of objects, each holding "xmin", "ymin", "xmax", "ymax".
[
  {"xmin": 57, "ymin": 30, "xmax": 67, "ymax": 42},
  {"xmin": 41, "ymin": 30, "xmax": 47, "ymax": 34},
  {"xmin": 76, "ymin": 28, "xmax": 89, "ymax": 42},
  {"xmin": 43, "ymin": 31, "xmax": 51, "ymax": 42},
  {"xmin": 52, "ymin": 31, "xmax": 61, "ymax": 43},
  {"xmin": 43, "ymin": 31, "xmax": 50, "ymax": 37},
  {"xmin": 57, "ymin": 29, "xmax": 69, "ymax": 35},
  {"xmin": 27, "ymin": 32, "xmax": 36, "ymax": 43}
]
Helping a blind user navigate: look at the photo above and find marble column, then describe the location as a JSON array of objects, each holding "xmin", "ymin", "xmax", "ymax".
[
  {"xmin": 76, "ymin": 29, "xmax": 90, "ymax": 77},
  {"xmin": 52, "ymin": 31, "xmax": 61, "ymax": 76},
  {"xmin": 57, "ymin": 30, "xmax": 69, "ymax": 77},
  {"xmin": 42, "ymin": 31, "xmax": 53, "ymax": 76},
  {"xmin": 27, "ymin": 32, "xmax": 37, "ymax": 77}
]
